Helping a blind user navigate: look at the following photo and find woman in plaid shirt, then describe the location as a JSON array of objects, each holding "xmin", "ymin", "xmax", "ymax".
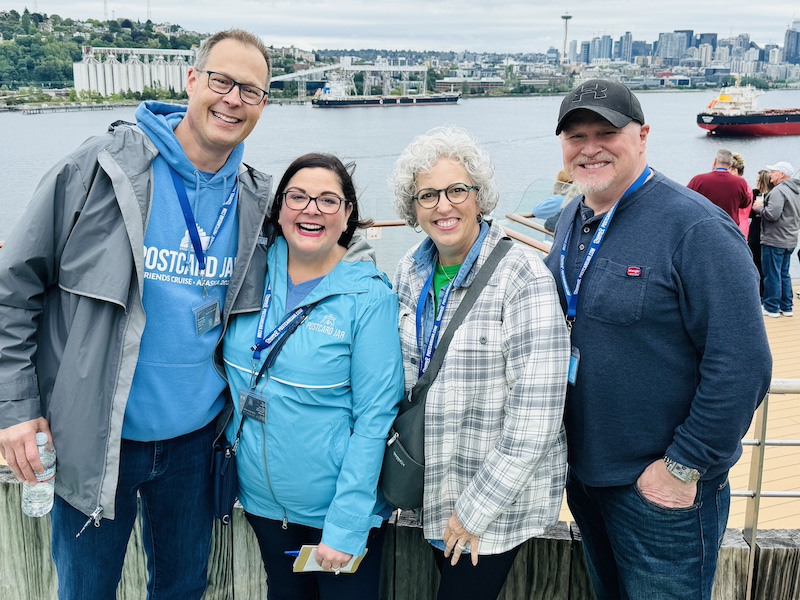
[{"xmin": 390, "ymin": 126, "xmax": 570, "ymax": 599}]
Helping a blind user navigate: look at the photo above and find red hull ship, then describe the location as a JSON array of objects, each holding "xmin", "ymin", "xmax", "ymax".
[{"xmin": 696, "ymin": 83, "xmax": 800, "ymax": 137}]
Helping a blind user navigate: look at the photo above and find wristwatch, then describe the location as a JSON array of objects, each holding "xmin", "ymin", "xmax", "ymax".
[{"xmin": 663, "ymin": 455, "xmax": 701, "ymax": 483}]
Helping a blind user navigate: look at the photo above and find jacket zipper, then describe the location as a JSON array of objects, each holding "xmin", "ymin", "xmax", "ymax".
[
  {"xmin": 260, "ymin": 421, "xmax": 288, "ymax": 529},
  {"xmin": 76, "ymin": 506, "xmax": 104, "ymax": 537}
]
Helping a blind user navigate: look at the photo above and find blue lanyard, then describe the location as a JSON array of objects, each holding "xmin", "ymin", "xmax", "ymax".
[
  {"xmin": 169, "ymin": 167, "xmax": 237, "ymax": 284},
  {"xmin": 559, "ymin": 166, "xmax": 651, "ymax": 327},
  {"xmin": 415, "ymin": 267, "xmax": 456, "ymax": 378},
  {"xmin": 250, "ymin": 282, "xmax": 307, "ymax": 360},
  {"xmin": 249, "ymin": 280, "xmax": 317, "ymax": 388}
]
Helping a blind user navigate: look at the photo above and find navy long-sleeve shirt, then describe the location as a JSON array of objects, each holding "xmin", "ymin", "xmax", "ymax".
[{"xmin": 544, "ymin": 170, "xmax": 772, "ymax": 486}]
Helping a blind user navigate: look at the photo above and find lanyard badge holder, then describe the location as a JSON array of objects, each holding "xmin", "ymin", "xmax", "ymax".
[
  {"xmin": 238, "ymin": 284, "xmax": 321, "ymax": 435},
  {"xmin": 558, "ymin": 166, "xmax": 651, "ymax": 386},
  {"xmin": 169, "ymin": 167, "xmax": 237, "ymax": 335}
]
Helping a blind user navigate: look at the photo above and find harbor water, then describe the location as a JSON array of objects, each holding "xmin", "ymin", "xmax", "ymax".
[{"xmin": 2, "ymin": 89, "xmax": 800, "ymax": 277}]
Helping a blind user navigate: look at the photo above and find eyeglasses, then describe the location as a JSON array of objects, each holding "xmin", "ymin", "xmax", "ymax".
[
  {"xmin": 412, "ymin": 183, "xmax": 479, "ymax": 209},
  {"xmin": 195, "ymin": 69, "xmax": 268, "ymax": 105},
  {"xmin": 282, "ymin": 191, "xmax": 349, "ymax": 214}
]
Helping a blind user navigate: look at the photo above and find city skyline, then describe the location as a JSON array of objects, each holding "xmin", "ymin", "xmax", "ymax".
[{"xmin": 2, "ymin": 1, "xmax": 798, "ymax": 54}]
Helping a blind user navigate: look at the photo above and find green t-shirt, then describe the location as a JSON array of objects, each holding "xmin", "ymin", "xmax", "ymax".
[{"xmin": 433, "ymin": 262, "xmax": 460, "ymax": 311}]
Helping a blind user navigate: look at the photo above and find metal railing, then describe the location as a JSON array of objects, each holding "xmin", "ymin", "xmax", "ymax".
[{"xmin": 738, "ymin": 379, "xmax": 800, "ymax": 599}]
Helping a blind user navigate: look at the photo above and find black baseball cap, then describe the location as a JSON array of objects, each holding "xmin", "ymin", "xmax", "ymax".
[{"xmin": 556, "ymin": 79, "xmax": 645, "ymax": 135}]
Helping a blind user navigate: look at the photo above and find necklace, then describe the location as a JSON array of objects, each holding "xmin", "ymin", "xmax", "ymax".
[{"xmin": 437, "ymin": 262, "xmax": 455, "ymax": 283}]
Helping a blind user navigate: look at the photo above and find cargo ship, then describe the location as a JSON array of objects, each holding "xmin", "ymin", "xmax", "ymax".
[
  {"xmin": 696, "ymin": 82, "xmax": 800, "ymax": 136},
  {"xmin": 311, "ymin": 80, "xmax": 459, "ymax": 108}
]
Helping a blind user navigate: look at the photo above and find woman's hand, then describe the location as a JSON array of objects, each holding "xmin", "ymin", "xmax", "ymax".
[
  {"xmin": 443, "ymin": 512, "xmax": 480, "ymax": 566},
  {"xmin": 315, "ymin": 542, "xmax": 353, "ymax": 573}
]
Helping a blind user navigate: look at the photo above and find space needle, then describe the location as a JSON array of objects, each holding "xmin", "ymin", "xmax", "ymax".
[{"xmin": 561, "ymin": 13, "xmax": 572, "ymax": 66}]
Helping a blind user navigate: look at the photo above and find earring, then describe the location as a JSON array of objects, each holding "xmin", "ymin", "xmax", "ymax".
[{"xmin": 476, "ymin": 213, "xmax": 484, "ymax": 223}]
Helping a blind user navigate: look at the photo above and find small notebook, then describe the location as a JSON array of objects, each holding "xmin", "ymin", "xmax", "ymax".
[{"xmin": 292, "ymin": 545, "xmax": 367, "ymax": 574}]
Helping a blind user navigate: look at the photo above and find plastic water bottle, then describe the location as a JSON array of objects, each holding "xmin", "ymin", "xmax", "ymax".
[{"xmin": 21, "ymin": 432, "xmax": 56, "ymax": 518}]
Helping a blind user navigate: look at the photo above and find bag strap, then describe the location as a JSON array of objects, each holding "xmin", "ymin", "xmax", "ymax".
[{"xmin": 411, "ymin": 237, "xmax": 513, "ymax": 402}]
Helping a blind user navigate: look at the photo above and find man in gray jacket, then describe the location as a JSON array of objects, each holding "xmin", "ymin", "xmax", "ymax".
[
  {"xmin": 0, "ymin": 29, "xmax": 272, "ymax": 598},
  {"xmin": 754, "ymin": 161, "xmax": 800, "ymax": 317}
]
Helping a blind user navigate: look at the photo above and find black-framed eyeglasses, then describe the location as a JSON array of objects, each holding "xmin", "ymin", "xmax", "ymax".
[
  {"xmin": 412, "ymin": 183, "xmax": 479, "ymax": 209},
  {"xmin": 195, "ymin": 69, "xmax": 268, "ymax": 105},
  {"xmin": 282, "ymin": 191, "xmax": 349, "ymax": 214}
]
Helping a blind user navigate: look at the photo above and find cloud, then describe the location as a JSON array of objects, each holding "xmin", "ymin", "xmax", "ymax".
[{"xmin": 7, "ymin": 1, "xmax": 796, "ymax": 53}]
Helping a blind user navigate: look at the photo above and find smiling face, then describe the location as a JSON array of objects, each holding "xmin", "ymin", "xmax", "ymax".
[
  {"xmin": 560, "ymin": 110, "xmax": 650, "ymax": 213},
  {"xmin": 414, "ymin": 158, "xmax": 481, "ymax": 266},
  {"xmin": 176, "ymin": 39, "xmax": 268, "ymax": 172},
  {"xmin": 278, "ymin": 167, "xmax": 353, "ymax": 271}
]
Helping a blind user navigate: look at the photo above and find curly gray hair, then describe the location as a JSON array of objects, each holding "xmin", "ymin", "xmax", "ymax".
[{"xmin": 390, "ymin": 125, "xmax": 500, "ymax": 227}]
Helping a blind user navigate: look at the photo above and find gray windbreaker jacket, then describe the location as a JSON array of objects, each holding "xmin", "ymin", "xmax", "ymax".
[
  {"xmin": 760, "ymin": 178, "xmax": 800, "ymax": 249},
  {"xmin": 0, "ymin": 122, "xmax": 271, "ymax": 522}
]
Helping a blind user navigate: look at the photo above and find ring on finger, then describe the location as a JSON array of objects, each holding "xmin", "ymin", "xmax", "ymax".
[
  {"xmin": 334, "ymin": 567, "xmax": 341, "ymax": 575},
  {"xmin": 456, "ymin": 543, "xmax": 467, "ymax": 551}
]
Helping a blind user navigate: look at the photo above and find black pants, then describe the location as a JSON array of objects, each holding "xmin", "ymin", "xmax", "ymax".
[
  {"xmin": 245, "ymin": 513, "xmax": 387, "ymax": 600},
  {"xmin": 431, "ymin": 543, "xmax": 520, "ymax": 600}
]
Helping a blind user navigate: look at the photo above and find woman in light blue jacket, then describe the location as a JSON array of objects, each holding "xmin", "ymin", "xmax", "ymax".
[{"xmin": 223, "ymin": 153, "xmax": 404, "ymax": 600}]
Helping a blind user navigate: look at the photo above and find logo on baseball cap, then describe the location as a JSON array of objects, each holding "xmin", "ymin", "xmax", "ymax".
[{"xmin": 556, "ymin": 79, "xmax": 645, "ymax": 135}]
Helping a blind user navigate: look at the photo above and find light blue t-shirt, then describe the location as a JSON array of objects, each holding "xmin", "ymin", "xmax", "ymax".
[{"xmin": 123, "ymin": 101, "xmax": 243, "ymax": 441}]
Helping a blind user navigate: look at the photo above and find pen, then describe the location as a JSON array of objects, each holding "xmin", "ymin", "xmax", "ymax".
[{"xmin": 284, "ymin": 550, "xmax": 301, "ymax": 557}]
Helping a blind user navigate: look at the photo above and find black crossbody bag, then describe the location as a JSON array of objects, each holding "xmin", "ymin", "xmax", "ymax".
[
  {"xmin": 380, "ymin": 238, "xmax": 512, "ymax": 510},
  {"xmin": 211, "ymin": 301, "xmax": 319, "ymax": 524}
]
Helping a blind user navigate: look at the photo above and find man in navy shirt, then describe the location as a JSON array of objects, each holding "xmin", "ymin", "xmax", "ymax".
[{"xmin": 545, "ymin": 79, "xmax": 772, "ymax": 599}]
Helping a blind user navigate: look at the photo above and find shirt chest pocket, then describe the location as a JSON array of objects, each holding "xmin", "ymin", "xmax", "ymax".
[
  {"xmin": 584, "ymin": 259, "xmax": 649, "ymax": 326},
  {"xmin": 446, "ymin": 321, "xmax": 505, "ymax": 396}
]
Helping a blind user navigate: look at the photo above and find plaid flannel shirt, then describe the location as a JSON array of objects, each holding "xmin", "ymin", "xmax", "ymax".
[{"xmin": 394, "ymin": 222, "xmax": 570, "ymax": 554}]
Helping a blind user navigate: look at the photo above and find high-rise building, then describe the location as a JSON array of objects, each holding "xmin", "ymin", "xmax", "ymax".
[
  {"xmin": 580, "ymin": 41, "xmax": 590, "ymax": 65},
  {"xmin": 656, "ymin": 32, "xmax": 688, "ymax": 65},
  {"xmin": 620, "ymin": 32, "xmax": 633, "ymax": 63},
  {"xmin": 696, "ymin": 33, "xmax": 718, "ymax": 51},
  {"xmin": 674, "ymin": 30, "xmax": 695, "ymax": 48},
  {"xmin": 569, "ymin": 40, "xmax": 578, "ymax": 64},
  {"xmin": 785, "ymin": 27, "xmax": 800, "ymax": 65},
  {"xmin": 698, "ymin": 43, "xmax": 713, "ymax": 67},
  {"xmin": 600, "ymin": 35, "xmax": 613, "ymax": 60}
]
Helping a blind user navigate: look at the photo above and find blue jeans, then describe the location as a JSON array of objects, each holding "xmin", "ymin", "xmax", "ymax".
[
  {"xmin": 566, "ymin": 468, "xmax": 730, "ymax": 600},
  {"xmin": 761, "ymin": 244, "xmax": 793, "ymax": 313},
  {"xmin": 51, "ymin": 421, "xmax": 215, "ymax": 600}
]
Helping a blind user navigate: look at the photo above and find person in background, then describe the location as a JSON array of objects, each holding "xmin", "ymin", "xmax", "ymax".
[
  {"xmin": 390, "ymin": 125, "xmax": 570, "ymax": 600},
  {"xmin": 532, "ymin": 169, "xmax": 573, "ymax": 220},
  {"xmin": 687, "ymin": 148, "xmax": 751, "ymax": 228},
  {"xmin": 729, "ymin": 152, "xmax": 754, "ymax": 240},
  {"xmin": 223, "ymin": 153, "xmax": 403, "ymax": 600},
  {"xmin": 753, "ymin": 161, "xmax": 800, "ymax": 318},
  {"xmin": 0, "ymin": 29, "xmax": 273, "ymax": 599},
  {"xmin": 545, "ymin": 79, "xmax": 771, "ymax": 600},
  {"xmin": 749, "ymin": 169, "xmax": 775, "ymax": 295}
]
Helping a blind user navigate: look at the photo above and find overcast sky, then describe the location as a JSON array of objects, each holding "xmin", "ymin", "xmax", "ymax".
[{"xmin": 5, "ymin": 1, "xmax": 799, "ymax": 53}]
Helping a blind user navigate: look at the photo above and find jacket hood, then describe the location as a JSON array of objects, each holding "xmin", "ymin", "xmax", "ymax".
[
  {"xmin": 134, "ymin": 101, "xmax": 244, "ymax": 185},
  {"xmin": 780, "ymin": 179, "xmax": 800, "ymax": 193},
  {"xmin": 342, "ymin": 232, "xmax": 378, "ymax": 265},
  {"xmin": 270, "ymin": 234, "xmax": 390, "ymax": 298}
]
